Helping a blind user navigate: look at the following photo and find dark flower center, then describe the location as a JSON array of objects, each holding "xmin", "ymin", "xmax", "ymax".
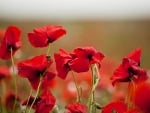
[
  {"xmin": 37, "ymin": 68, "xmax": 47, "ymax": 77},
  {"xmin": 64, "ymin": 63, "xmax": 70, "ymax": 70},
  {"xmin": 48, "ymin": 37, "xmax": 54, "ymax": 43},
  {"xmin": 8, "ymin": 45, "xmax": 17, "ymax": 51},
  {"xmin": 87, "ymin": 54, "xmax": 93, "ymax": 61},
  {"xmin": 128, "ymin": 67, "xmax": 137, "ymax": 75}
]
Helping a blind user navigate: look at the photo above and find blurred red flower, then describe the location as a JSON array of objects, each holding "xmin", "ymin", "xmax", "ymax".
[
  {"xmin": 18, "ymin": 54, "xmax": 56, "ymax": 90},
  {"xmin": 41, "ymin": 70, "xmax": 56, "ymax": 90},
  {"xmin": 54, "ymin": 49, "xmax": 74, "ymax": 79},
  {"xmin": 0, "ymin": 66, "xmax": 11, "ymax": 80},
  {"xmin": 0, "ymin": 26, "xmax": 21, "ymax": 60},
  {"xmin": 55, "ymin": 47, "xmax": 104, "ymax": 79},
  {"xmin": 70, "ymin": 46, "xmax": 104, "ymax": 73},
  {"xmin": 5, "ymin": 92, "xmax": 20, "ymax": 110},
  {"xmin": 133, "ymin": 82, "xmax": 150, "ymax": 113},
  {"xmin": 124, "ymin": 109, "xmax": 141, "ymax": 113},
  {"xmin": 65, "ymin": 102, "xmax": 87, "ymax": 113},
  {"xmin": 111, "ymin": 49, "xmax": 148, "ymax": 85},
  {"xmin": 23, "ymin": 90, "xmax": 55, "ymax": 113},
  {"xmin": 0, "ymin": 28, "xmax": 5, "ymax": 42},
  {"xmin": 34, "ymin": 90, "xmax": 56, "ymax": 113},
  {"xmin": 28, "ymin": 25, "xmax": 66, "ymax": 47},
  {"xmin": 102, "ymin": 101, "xmax": 127, "ymax": 113}
]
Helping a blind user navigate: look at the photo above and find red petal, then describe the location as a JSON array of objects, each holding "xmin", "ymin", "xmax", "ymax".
[
  {"xmin": 0, "ymin": 43, "xmax": 10, "ymax": 59},
  {"xmin": 54, "ymin": 49, "xmax": 72, "ymax": 79},
  {"xmin": 28, "ymin": 25, "xmax": 66, "ymax": 48},
  {"xmin": 46, "ymin": 26, "xmax": 66, "ymax": 42},
  {"xmin": 29, "ymin": 77, "xmax": 40, "ymax": 90},
  {"xmin": 91, "ymin": 51, "xmax": 105, "ymax": 64},
  {"xmin": 125, "ymin": 109, "xmax": 141, "ymax": 113},
  {"xmin": 28, "ymin": 32, "xmax": 48, "ymax": 47},
  {"xmin": 134, "ymin": 82, "xmax": 150, "ymax": 113},
  {"xmin": 35, "ymin": 90, "xmax": 55, "ymax": 113},
  {"xmin": 70, "ymin": 58, "xmax": 89, "ymax": 73},
  {"xmin": 17, "ymin": 54, "xmax": 51, "ymax": 90},
  {"xmin": 111, "ymin": 64, "xmax": 129, "ymax": 86},
  {"xmin": 102, "ymin": 101, "xmax": 127, "ymax": 113},
  {"xmin": 73, "ymin": 46, "xmax": 104, "ymax": 64},
  {"xmin": 42, "ymin": 70, "xmax": 56, "ymax": 90},
  {"xmin": 0, "ymin": 26, "xmax": 21, "ymax": 60},
  {"xmin": 65, "ymin": 102, "xmax": 87, "ymax": 113},
  {"xmin": 127, "ymin": 48, "xmax": 141, "ymax": 64},
  {"xmin": 0, "ymin": 66, "xmax": 10, "ymax": 79},
  {"xmin": 4, "ymin": 26, "xmax": 21, "ymax": 47}
]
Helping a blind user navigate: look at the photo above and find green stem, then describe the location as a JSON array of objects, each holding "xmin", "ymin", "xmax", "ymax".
[
  {"xmin": 28, "ymin": 77, "xmax": 42, "ymax": 113},
  {"xmin": 126, "ymin": 79, "xmax": 135, "ymax": 109},
  {"xmin": 88, "ymin": 64, "xmax": 100, "ymax": 113},
  {"xmin": 71, "ymin": 71, "xmax": 81, "ymax": 102},
  {"xmin": 11, "ymin": 48, "xmax": 18, "ymax": 113},
  {"xmin": 24, "ymin": 89, "xmax": 33, "ymax": 113},
  {"xmin": 90, "ymin": 65, "xmax": 95, "ymax": 113},
  {"xmin": 46, "ymin": 43, "xmax": 51, "ymax": 57},
  {"xmin": 52, "ymin": 105, "xmax": 59, "ymax": 113}
]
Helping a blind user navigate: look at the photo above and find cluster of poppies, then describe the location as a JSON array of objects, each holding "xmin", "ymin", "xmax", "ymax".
[{"xmin": 0, "ymin": 25, "xmax": 150, "ymax": 113}]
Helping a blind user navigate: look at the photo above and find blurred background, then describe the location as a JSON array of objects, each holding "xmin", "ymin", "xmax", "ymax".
[
  {"xmin": 0, "ymin": 0, "xmax": 150, "ymax": 68},
  {"xmin": 0, "ymin": 0, "xmax": 150, "ymax": 112}
]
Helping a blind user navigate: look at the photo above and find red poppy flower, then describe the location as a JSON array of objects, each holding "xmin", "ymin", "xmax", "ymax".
[
  {"xmin": 54, "ymin": 47, "xmax": 104, "ymax": 79},
  {"xmin": 0, "ymin": 28, "xmax": 5, "ymax": 42},
  {"xmin": 41, "ymin": 68, "xmax": 56, "ymax": 90},
  {"xmin": 102, "ymin": 101, "xmax": 127, "ymax": 113},
  {"xmin": 111, "ymin": 49, "xmax": 148, "ymax": 85},
  {"xmin": 23, "ymin": 90, "xmax": 55, "ymax": 113},
  {"xmin": 70, "ymin": 46, "xmax": 104, "ymax": 73},
  {"xmin": 18, "ymin": 54, "xmax": 56, "ymax": 90},
  {"xmin": 28, "ymin": 25, "xmax": 66, "ymax": 47},
  {"xmin": 127, "ymin": 48, "xmax": 141, "ymax": 64},
  {"xmin": 65, "ymin": 102, "xmax": 87, "ymax": 113},
  {"xmin": 54, "ymin": 49, "xmax": 74, "ymax": 79},
  {"xmin": 5, "ymin": 92, "xmax": 20, "ymax": 110},
  {"xmin": 133, "ymin": 82, "xmax": 150, "ymax": 113},
  {"xmin": 0, "ymin": 66, "xmax": 10, "ymax": 80},
  {"xmin": 124, "ymin": 109, "xmax": 141, "ymax": 113},
  {"xmin": 0, "ymin": 26, "xmax": 21, "ymax": 60},
  {"xmin": 34, "ymin": 90, "xmax": 56, "ymax": 113}
]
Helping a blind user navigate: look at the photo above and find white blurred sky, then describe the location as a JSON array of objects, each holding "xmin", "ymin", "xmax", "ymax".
[{"xmin": 0, "ymin": 0, "xmax": 150, "ymax": 21}]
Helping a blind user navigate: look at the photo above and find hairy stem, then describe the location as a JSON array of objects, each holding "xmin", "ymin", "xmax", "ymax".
[
  {"xmin": 28, "ymin": 77, "xmax": 42, "ymax": 113},
  {"xmin": 126, "ymin": 79, "xmax": 136, "ymax": 109},
  {"xmin": 11, "ymin": 48, "xmax": 18, "ymax": 113},
  {"xmin": 71, "ymin": 71, "xmax": 81, "ymax": 102},
  {"xmin": 24, "ymin": 89, "xmax": 33, "ymax": 113},
  {"xmin": 46, "ymin": 43, "xmax": 51, "ymax": 57},
  {"xmin": 88, "ymin": 64, "xmax": 100, "ymax": 113}
]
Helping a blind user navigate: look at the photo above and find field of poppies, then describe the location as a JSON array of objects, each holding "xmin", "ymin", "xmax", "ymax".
[{"xmin": 0, "ymin": 25, "xmax": 150, "ymax": 113}]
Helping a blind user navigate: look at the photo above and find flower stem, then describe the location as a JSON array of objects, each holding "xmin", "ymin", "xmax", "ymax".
[
  {"xmin": 52, "ymin": 105, "xmax": 59, "ymax": 113},
  {"xmin": 71, "ymin": 71, "xmax": 81, "ymax": 102},
  {"xmin": 28, "ymin": 77, "xmax": 42, "ymax": 113},
  {"xmin": 24, "ymin": 89, "xmax": 33, "ymax": 113},
  {"xmin": 10, "ymin": 48, "xmax": 18, "ymax": 113},
  {"xmin": 46, "ymin": 43, "xmax": 51, "ymax": 57},
  {"xmin": 87, "ymin": 64, "xmax": 100, "ymax": 113},
  {"xmin": 126, "ymin": 79, "xmax": 136, "ymax": 109}
]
